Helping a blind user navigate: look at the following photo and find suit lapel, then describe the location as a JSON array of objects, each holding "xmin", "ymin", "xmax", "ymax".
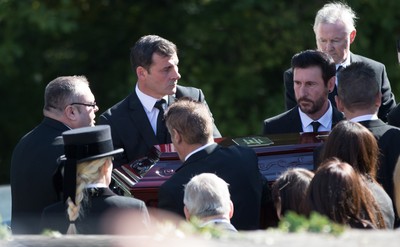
[
  {"xmin": 128, "ymin": 92, "xmax": 158, "ymax": 147},
  {"xmin": 291, "ymin": 107, "xmax": 304, "ymax": 133},
  {"xmin": 167, "ymin": 94, "xmax": 177, "ymax": 106},
  {"xmin": 349, "ymin": 53, "xmax": 361, "ymax": 63}
]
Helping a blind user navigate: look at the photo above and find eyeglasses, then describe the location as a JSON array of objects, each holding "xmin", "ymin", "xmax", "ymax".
[{"xmin": 70, "ymin": 102, "xmax": 97, "ymax": 108}]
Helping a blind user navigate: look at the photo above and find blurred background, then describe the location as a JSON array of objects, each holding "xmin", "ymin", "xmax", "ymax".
[{"xmin": 1, "ymin": 0, "xmax": 400, "ymax": 185}]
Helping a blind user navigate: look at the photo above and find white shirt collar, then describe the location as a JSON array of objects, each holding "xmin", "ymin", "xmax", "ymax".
[
  {"xmin": 336, "ymin": 54, "xmax": 351, "ymax": 70},
  {"xmin": 350, "ymin": 114, "xmax": 378, "ymax": 123},
  {"xmin": 185, "ymin": 142, "xmax": 215, "ymax": 161},
  {"xmin": 85, "ymin": 183, "xmax": 107, "ymax": 188},
  {"xmin": 298, "ymin": 101, "xmax": 333, "ymax": 132},
  {"xmin": 135, "ymin": 84, "xmax": 168, "ymax": 112}
]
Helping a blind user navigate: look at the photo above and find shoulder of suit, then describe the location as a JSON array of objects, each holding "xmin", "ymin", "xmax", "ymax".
[
  {"xmin": 99, "ymin": 93, "xmax": 135, "ymax": 117},
  {"xmin": 176, "ymin": 85, "xmax": 202, "ymax": 98},
  {"xmin": 106, "ymin": 194, "xmax": 145, "ymax": 205},
  {"xmin": 264, "ymin": 107, "xmax": 297, "ymax": 123},
  {"xmin": 284, "ymin": 67, "xmax": 293, "ymax": 74},
  {"xmin": 351, "ymin": 53, "xmax": 384, "ymax": 67}
]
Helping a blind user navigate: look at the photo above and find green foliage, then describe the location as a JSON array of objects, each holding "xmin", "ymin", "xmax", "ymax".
[
  {"xmin": 0, "ymin": 216, "xmax": 11, "ymax": 240},
  {"xmin": 278, "ymin": 211, "xmax": 345, "ymax": 236},
  {"xmin": 1, "ymin": 0, "xmax": 400, "ymax": 184},
  {"xmin": 41, "ymin": 229, "xmax": 62, "ymax": 237}
]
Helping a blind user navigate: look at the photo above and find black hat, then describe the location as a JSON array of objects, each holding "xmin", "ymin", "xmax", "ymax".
[
  {"xmin": 60, "ymin": 125, "xmax": 123, "ymax": 203},
  {"xmin": 59, "ymin": 125, "xmax": 123, "ymax": 162}
]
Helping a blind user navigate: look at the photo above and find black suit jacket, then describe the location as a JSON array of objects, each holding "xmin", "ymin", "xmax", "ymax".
[
  {"xmin": 157, "ymin": 143, "xmax": 265, "ymax": 230},
  {"xmin": 284, "ymin": 53, "xmax": 396, "ymax": 122},
  {"xmin": 98, "ymin": 85, "xmax": 221, "ymax": 167},
  {"xmin": 262, "ymin": 106, "xmax": 344, "ymax": 135},
  {"xmin": 387, "ymin": 104, "xmax": 400, "ymax": 128},
  {"xmin": 358, "ymin": 120, "xmax": 400, "ymax": 202},
  {"xmin": 41, "ymin": 187, "xmax": 149, "ymax": 234},
  {"xmin": 10, "ymin": 117, "xmax": 69, "ymax": 234}
]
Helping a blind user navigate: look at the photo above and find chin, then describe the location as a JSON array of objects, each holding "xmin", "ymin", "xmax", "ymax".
[{"xmin": 169, "ymin": 87, "xmax": 177, "ymax": 95}]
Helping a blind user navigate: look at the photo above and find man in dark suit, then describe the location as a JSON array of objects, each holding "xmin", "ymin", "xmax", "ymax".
[
  {"xmin": 284, "ymin": 2, "xmax": 395, "ymax": 122},
  {"xmin": 335, "ymin": 62, "xmax": 400, "ymax": 227},
  {"xmin": 264, "ymin": 50, "xmax": 344, "ymax": 135},
  {"xmin": 99, "ymin": 35, "xmax": 221, "ymax": 168},
  {"xmin": 10, "ymin": 76, "xmax": 98, "ymax": 234},
  {"xmin": 158, "ymin": 98, "xmax": 265, "ymax": 230}
]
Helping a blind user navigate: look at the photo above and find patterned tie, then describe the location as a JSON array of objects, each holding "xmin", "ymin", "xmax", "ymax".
[
  {"xmin": 154, "ymin": 99, "xmax": 167, "ymax": 143},
  {"xmin": 311, "ymin": 121, "xmax": 321, "ymax": 133}
]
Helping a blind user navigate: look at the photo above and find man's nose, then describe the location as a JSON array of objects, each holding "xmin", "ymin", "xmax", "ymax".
[
  {"xmin": 298, "ymin": 85, "xmax": 308, "ymax": 97},
  {"xmin": 171, "ymin": 67, "xmax": 181, "ymax": 81}
]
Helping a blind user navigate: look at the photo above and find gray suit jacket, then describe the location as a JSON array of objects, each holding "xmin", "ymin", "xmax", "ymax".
[
  {"xmin": 99, "ymin": 85, "xmax": 221, "ymax": 167},
  {"xmin": 284, "ymin": 53, "xmax": 396, "ymax": 122}
]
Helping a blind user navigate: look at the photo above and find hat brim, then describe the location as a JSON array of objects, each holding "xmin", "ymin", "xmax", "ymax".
[{"xmin": 58, "ymin": 148, "xmax": 124, "ymax": 163}]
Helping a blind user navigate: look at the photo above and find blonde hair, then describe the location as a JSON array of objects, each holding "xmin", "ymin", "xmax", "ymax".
[{"xmin": 66, "ymin": 157, "xmax": 111, "ymax": 234}]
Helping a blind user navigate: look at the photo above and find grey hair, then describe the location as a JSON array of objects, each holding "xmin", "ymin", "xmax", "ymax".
[
  {"xmin": 183, "ymin": 173, "xmax": 231, "ymax": 219},
  {"xmin": 313, "ymin": 2, "xmax": 358, "ymax": 34}
]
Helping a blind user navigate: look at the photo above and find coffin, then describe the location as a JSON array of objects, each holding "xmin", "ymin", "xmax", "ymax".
[{"xmin": 111, "ymin": 132, "xmax": 326, "ymax": 209}]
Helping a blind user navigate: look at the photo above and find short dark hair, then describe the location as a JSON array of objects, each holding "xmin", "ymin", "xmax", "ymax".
[
  {"xmin": 44, "ymin": 76, "xmax": 89, "ymax": 111},
  {"xmin": 337, "ymin": 62, "xmax": 379, "ymax": 111},
  {"xmin": 130, "ymin": 35, "xmax": 177, "ymax": 71},
  {"xmin": 291, "ymin": 50, "xmax": 336, "ymax": 86}
]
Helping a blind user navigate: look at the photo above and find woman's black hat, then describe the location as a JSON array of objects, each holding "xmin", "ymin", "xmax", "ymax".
[{"xmin": 59, "ymin": 125, "xmax": 123, "ymax": 203}]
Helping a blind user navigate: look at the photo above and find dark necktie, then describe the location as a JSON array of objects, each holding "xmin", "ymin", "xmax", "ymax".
[
  {"xmin": 154, "ymin": 99, "xmax": 167, "ymax": 144},
  {"xmin": 311, "ymin": 121, "xmax": 321, "ymax": 133},
  {"xmin": 329, "ymin": 66, "xmax": 343, "ymax": 107},
  {"xmin": 336, "ymin": 65, "xmax": 344, "ymax": 84}
]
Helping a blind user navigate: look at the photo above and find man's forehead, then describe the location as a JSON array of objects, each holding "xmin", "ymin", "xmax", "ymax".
[
  {"xmin": 293, "ymin": 66, "xmax": 323, "ymax": 79},
  {"xmin": 151, "ymin": 52, "xmax": 178, "ymax": 67}
]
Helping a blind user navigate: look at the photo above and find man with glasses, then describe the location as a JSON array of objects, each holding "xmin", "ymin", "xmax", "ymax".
[
  {"xmin": 10, "ymin": 76, "xmax": 98, "ymax": 234},
  {"xmin": 283, "ymin": 2, "xmax": 395, "ymax": 122}
]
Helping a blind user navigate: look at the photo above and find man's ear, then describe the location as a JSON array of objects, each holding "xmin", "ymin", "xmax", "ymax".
[
  {"xmin": 136, "ymin": 66, "xmax": 147, "ymax": 80},
  {"xmin": 171, "ymin": 129, "xmax": 182, "ymax": 144},
  {"xmin": 375, "ymin": 92, "xmax": 382, "ymax": 108},
  {"xmin": 349, "ymin": 30, "xmax": 357, "ymax": 44},
  {"xmin": 327, "ymin": 77, "xmax": 335, "ymax": 94},
  {"xmin": 228, "ymin": 200, "xmax": 234, "ymax": 219},
  {"xmin": 184, "ymin": 206, "xmax": 190, "ymax": 221},
  {"xmin": 64, "ymin": 105, "xmax": 77, "ymax": 121}
]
